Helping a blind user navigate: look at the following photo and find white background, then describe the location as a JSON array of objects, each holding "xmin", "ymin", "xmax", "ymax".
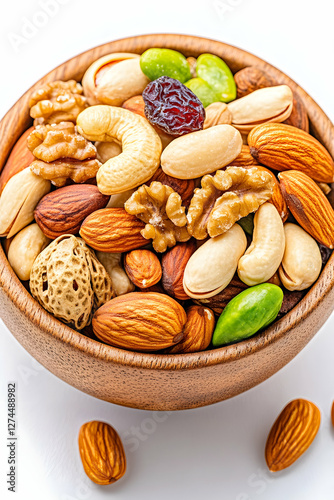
[{"xmin": 1, "ymin": 0, "xmax": 334, "ymax": 498}]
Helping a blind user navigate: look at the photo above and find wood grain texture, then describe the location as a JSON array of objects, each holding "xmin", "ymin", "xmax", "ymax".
[{"xmin": 0, "ymin": 34, "xmax": 333, "ymax": 410}]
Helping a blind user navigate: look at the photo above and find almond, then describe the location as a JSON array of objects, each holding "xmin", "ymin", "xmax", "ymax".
[
  {"xmin": 122, "ymin": 94, "xmax": 146, "ymax": 115},
  {"xmin": 34, "ymin": 184, "xmax": 109, "ymax": 239},
  {"xmin": 79, "ymin": 208, "xmax": 147, "ymax": 252},
  {"xmin": 0, "ymin": 127, "xmax": 35, "ymax": 195},
  {"xmin": 161, "ymin": 239, "xmax": 197, "ymax": 300},
  {"xmin": 167, "ymin": 305, "xmax": 215, "ymax": 354},
  {"xmin": 248, "ymin": 123, "xmax": 334, "ymax": 183},
  {"xmin": 78, "ymin": 421, "xmax": 126, "ymax": 485},
  {"xmin": 92, "ymin": 292, "xmax": 187, "ymax": 351},
  {"xmin": 228, "ymin": 145, "xmax": 261, "ymax": 167},
  {"xmin": 269, "ymin": 176, "xmax": 289, "ymax": 222},
  {"xmin": 265, "ymin": 399, "xmax": 321, "ymax": 472},
  {"xmin": 124, "ymin": 249, "xmax": 162, "ymax": 288},
  {"xmin": 278, "ymin": 170, "xmax": 334, "ymax": 248},
  {"xmin": 147, "ymin": 167, "xmax": 195, "ymax": 207}
]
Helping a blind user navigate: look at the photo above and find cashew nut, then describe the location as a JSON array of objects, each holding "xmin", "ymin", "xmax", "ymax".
[
  {"xmin": 95, "ymin": 140, "xmax": 122, "ymax": 163},
  {"xmin": 8, "ymin": 223, "xmax": 50, "ymax": 281},
  {"xmin": 183, "ymin": 224, "xmax": 247, "ymax": 299},
  {"xmin": 238, "ymin": 203, "xmax": 285, "ymax": 286},
  {"xmin": 77, "ymin": 106, "xmax": 162, "ymax": 195},
  {"xmin": 96, "ymin": 252, "xmax": 135, "ymax": 296},
  {"xmin": 279, "ymin": 223, "xmax": 322, "ymax": 291},
  {"xmin": 107, "ymin": 189, "xmax": 136, "ymax": 209},
  {"xmin": 95, "ymin": 142, "xmax": 136, "ymax": 206}
]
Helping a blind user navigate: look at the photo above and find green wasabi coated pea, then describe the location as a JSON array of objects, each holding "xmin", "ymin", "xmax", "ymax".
[
  {"xmin": 184, "ymin": 78, "xmax": 219, "ymax": 108},
  {"xmin": 197, "ymin": 54, "xmax": 236, "ymax": 103},
  {"xmin": 140, "ymin": 48, "xmax": 192, "ymax": 83},
  {"xmin": 212, "ymin": 283, "xmax": 283, "ymax": 347}
]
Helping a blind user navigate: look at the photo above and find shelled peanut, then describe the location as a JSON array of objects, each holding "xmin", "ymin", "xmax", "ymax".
[{"xmin": 0, "ymin": 47, "xmax": 333, "ymax": 354}]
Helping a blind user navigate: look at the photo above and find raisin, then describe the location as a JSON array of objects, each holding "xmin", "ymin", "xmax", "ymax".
[{"xmin": 142, "ymin": 76, "xmax": 205, "ymax": 136}]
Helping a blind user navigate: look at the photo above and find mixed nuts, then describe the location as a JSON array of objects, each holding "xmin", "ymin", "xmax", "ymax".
[{"xmin": 1, "ymin": 46, "xmax": 333, "ymax": 355}]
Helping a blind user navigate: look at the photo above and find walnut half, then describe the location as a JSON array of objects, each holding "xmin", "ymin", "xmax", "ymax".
[
  {"xmin": 29, "ymin": 80, "xmax": 87, "ymax": 126},
  {"xmin": 28, "ymin": 122, "xmax": 101, "ymax": 187},
  {"xmin": 124, "ymin": 182, "xmax": 191, "ymax": 253},
  {"xmin": 187, "ymin": 166, "xmax": 275, "ymax": 239}
]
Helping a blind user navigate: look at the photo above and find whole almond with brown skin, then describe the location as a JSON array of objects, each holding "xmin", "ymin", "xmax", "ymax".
[
  {"xmin": 234, "ymin": 66, "xmax": 274, "ymax": 98},
  {"xmin": 167, "ymin": 305, "xmax": 215, "ymax": 354},
  {"xmin": 78, "ymin": 421, "xmax": 126, "ymax": 485},
  {"xmin": 125, "ymin": 249, "xmax": 162, "ymax": 288},
  {"xmin": 265, "ymin": 399, "xmax": 321, "ymax": 472},
  {"xmin": 228, "ymin": 145, "xmax": 261, "ymax": 167},
  {"xmin": 268, "ymin": 175, "xmax": 289, "ymax": 222},
  {"xmin": 279, "ymin": 170, "xmax": 334, "ymax": 248},
  {"xmin": 34, "ymin": 184, "xmax": 109, "ymax": 239},
  {"xmin": 122, "ymin": 94, "xmax": 146, "ymax": 115},
  {"xmin": 0, "ymin": 127, "xmax": 35, "ymax": 194},
  {"xmin": 249, "ymin": 123, "xmax": 334, "ymax": 183},
  {"xmin": 92, "ymin": 292, "xmax": 186, "ymax": 351},
  {"xmin": 80, "ymin": 208, "xmax": 147, "ymax": 252},
  {"xmin": 161, "ymin": 239, "xmax": 197, "ymax": 300},
  {"xmin": 148, "ymin": 167, "xmax": 195, "ymax": 207}
]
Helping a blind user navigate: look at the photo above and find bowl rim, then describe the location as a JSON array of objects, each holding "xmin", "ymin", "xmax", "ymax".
[{"xmin": 0, "ymin": 33, "xmax": 333, "ymax": 371}]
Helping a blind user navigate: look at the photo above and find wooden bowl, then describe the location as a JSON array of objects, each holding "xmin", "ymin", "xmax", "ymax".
[{"xmin": 0, "ymin": 34, "xmax": 333, "ymax": 411}]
